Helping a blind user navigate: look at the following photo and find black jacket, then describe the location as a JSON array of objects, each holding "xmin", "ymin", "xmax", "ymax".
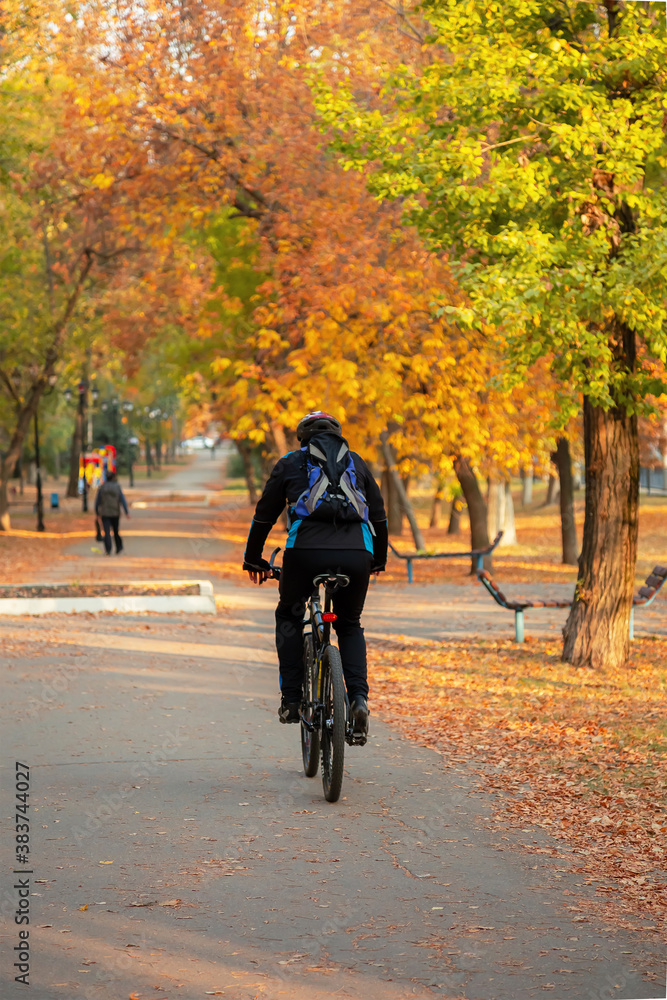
[{"xmin": 244, "ymin": 446, "xmax": 388, "ymax": 567}]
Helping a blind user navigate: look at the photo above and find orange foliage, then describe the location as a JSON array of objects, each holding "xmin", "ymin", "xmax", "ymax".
[{"xmin": 31, "ymin": 0, "xmax": 561, "ymax": 475}]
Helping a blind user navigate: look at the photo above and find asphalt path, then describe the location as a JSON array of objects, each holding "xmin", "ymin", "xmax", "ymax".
[{"xmin": 1, "ymin": 453, "xmax": 664, "ymax": 999}]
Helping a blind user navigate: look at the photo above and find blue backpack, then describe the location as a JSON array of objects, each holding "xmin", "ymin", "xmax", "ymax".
[{"xmin": 293, "ymin": 433, "xmax": 370, "ymax": 524}]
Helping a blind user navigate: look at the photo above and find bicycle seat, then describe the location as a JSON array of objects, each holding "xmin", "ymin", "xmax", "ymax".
[{"xmin": 313, "ymin": 572, "xmax": 350, "ymax": 591}]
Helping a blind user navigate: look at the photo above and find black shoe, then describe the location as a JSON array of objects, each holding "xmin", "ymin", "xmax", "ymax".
[
  {"xmin": 278, "ymin": 699, "xmax": 300, "ymax": 725},
  {"xmin": 350, "ymin": 696, "xmax": 369, "ymax": 735}
]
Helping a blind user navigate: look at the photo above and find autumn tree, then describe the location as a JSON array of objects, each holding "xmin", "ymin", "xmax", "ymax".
[
  {"xmin": 47, "ymin": 0, "xmax": 563, "ymax": 555},
  {"xmin": 0, "ymin": 3, "xmax": 145, "ymax": 527},
  {"xmin": 317, "ymin": 0, "xmax": 667, "ymax": 667},
  {"xmin": 0, "ymin": 56, "xmax": 93, "ymax": 526}
]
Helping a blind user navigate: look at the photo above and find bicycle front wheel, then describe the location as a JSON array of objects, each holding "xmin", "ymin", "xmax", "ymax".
[
  {"xmin": 320, "ymin": 644, "xmax": 346, "ymax": 802},
  {"xmin": 301, "ymin": 632, "xmax": 320, "ymax": 777}
]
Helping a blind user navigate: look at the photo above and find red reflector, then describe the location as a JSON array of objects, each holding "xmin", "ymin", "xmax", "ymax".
[{"xmin": 321, "ymin": 612, "xmax": 337, "ymax": 622}]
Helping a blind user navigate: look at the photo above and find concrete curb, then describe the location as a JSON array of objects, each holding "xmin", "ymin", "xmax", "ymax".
[
  {"xmin": 132, "ymin": 499, "xmax": 211, "ymax": 509},
  {"xmin": 0, "ymin": 580, "xmax": 216, "ymax": 616}
]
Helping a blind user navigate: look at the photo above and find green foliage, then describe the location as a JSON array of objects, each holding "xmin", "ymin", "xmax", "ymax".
[
  {"xmin": 178, "ymin": 211, "xmax": 268, "ymax": 421},
  {"xmin": 0, "ymin": 60, "xmax": 89, "ymax": 414},
  {"xmin": 314, "ymin": 0, "xmax": 667, "ymax": 412}
]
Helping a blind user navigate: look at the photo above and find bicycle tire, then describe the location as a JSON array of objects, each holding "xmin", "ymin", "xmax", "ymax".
[
  {"xmin": 320, "ymin": 644, "xmax": 346, "ymax": 802},
  {"xmin": 301, "ymin": 633, "xmax": 320, "ymax": 777}
]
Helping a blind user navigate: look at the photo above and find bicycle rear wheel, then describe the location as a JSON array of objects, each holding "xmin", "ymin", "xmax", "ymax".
[
  {"xmin": 301, "ymin": 632, "xmax": 320, "ymax": 777},
  {"xmin": 320, "ymin": 645, "xmax": 346, "ymax": 802}
]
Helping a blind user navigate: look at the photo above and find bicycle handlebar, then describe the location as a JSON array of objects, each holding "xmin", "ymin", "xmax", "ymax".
[{"xmin": 266, "ymin": 546, "xmax": 281, "ymax": 582}]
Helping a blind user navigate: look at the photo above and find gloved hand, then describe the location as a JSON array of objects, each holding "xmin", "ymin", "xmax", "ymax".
[
  {"xmin": 370, "ymin": 564, "xmax": 386, "ymax": 575},
  {"xmin": 243, "ymin": 557, "xmax": 274, "ymax": 584}
]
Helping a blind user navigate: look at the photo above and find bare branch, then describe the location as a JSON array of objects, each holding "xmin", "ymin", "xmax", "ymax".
[
  {"xmin": 0, "ymin": 367, "xmax": 21, "ymax": 404},
  {"xmin": 376, "ymin": 0, "xmax": 426, "ymax": 43},
  {"xmin": 153, "ymin": 124, "xmax": 269, "ymax": 213}
]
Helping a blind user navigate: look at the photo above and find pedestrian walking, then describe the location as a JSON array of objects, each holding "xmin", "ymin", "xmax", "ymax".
[{"xmin": 95, "ymin": 472, "xmax": 130, "ymax": 555}]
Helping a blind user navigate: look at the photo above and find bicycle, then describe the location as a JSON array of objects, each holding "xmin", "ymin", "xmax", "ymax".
[{"xmin": 268, "ymin": 548, "xmax": 366, "ymax": 803}]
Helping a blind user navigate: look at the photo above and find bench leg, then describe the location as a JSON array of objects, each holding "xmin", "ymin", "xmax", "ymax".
[
  {"xmin": 514, "ymin": 609, "xmax": 525, "ymax": 643},
  {"xmin": 475, "ymin": 553, "xmax": 483, "ymax": 573},
  {"xmin": 407, "ymin": 559, "xmax": 413, "ymax": 584},
  {"xmin": 629, "ymin": 606, "xmax": 634, "ymax": 641}
]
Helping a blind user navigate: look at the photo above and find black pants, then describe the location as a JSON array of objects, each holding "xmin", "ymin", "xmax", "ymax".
[
  {"xmin": 276, "ymin": 548, "xmax": 372, "ymax": 703},
  {"xmin": 102, "ymin": 515, "xmax": 122, "ymax": 554}
]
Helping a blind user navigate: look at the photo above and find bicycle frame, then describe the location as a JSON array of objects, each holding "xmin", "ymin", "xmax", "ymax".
[
  {"xmin": 304, "ymin": 572, "xmax": 348, "ymax": 705},
  {"xmin": 308, "ymin": 576, "xmax": 341, "ymax": 697}
]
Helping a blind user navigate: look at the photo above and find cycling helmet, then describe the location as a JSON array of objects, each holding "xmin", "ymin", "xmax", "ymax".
[{"xmin": 296, "ymin": 410, "xmax": 343, "ymax": 442}]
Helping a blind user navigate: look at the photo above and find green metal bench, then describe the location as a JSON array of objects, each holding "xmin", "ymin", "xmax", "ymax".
[
  {"xmin": 388, "ymin": 532, "xmax": 503, "ymax": 583},
  {"xmin": 477, "ymin": 564, "xmax": 667, "ymax": 642}
]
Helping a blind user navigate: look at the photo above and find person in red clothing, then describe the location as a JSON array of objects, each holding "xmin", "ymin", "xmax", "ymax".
[{"xmin": 243, "ymin": 412, "xmax": 388, "ymax": 734}]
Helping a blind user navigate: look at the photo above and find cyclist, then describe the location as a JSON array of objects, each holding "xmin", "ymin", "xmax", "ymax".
[{"xmin": 243, "ymin": 411, "xmax": 388, "ymax": 736}]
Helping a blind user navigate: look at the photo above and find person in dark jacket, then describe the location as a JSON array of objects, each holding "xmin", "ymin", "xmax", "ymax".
[
  {"xmin": 243, "ymin": 411, "xmax": 388, "ymax": 735},
  {"xmin": 95, "ymin": 472, "xmax": 130, "ymax": 555}
]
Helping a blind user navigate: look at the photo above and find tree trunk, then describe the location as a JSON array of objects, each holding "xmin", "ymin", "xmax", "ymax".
[
  {"xmin": 271, "ymin": 422, "xmax": 288, "ymax": 460},
  {"xmin": 430, "ymin": 490, "xmax": 442, "ymax": 529},
  {"xmin": 430, "ymin": 476, "xmax": 446, "ymax": 528},
  {"xmin": 521, "ymin": 466, "xmax": 533, "ymax": 506},
  {"xmin": 0, "ymin": 387, "xmax": 46, "ymax": 530},
  {"xmin": 554, "ymin": 437, "xmax": 578, "ymax": 566},
  {"xmin": 66, "ymin": 407, "xmax": 84, "ymax": 498},
  {"xmin": 454, "ymin": 456, "xmax": 490, "ymax": 572},
  {"xmin": 487, "ymin": 478, "xmax": 503, "ymax": 539},
  {"xmin": 562, "ymin": 397, "xmax": 639, "ymax": 669},
  {"xmin": 0, "ymin": 479, "xmax": 7, "ymax": 529},
  {"xmin": 544, "ymin": 473, "xmax": 559, "ymax": 505},
  {"xmin": 380, "ymin": 432, "xmax": 424, "ymax": 549},
  {"xmin": 447, "ymin": 496, "xmax": 463, "ymax": 535},
  {"xmin": 502, "ymin": 481, "xmax": 518, "ymax": 545},
  {"xmin": 236, "ymin": 439, "xmax": 258, "ymax": 506},
  {"xmin": 0, "ymin": 250, "xmax": 92, "ymax": 528},
  {"xmin": 145, "ymin": 437, "xmax": 152, "ymax": 476},
  {"xmin": 382, "ymin": 469, "xmax": 404, "ymax": 535},
  {"xmin": 488, "ymin": 479, "xmax": 517, "ymax": 546}
]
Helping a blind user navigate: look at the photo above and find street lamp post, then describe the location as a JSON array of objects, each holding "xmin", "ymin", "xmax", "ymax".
[
  {"xmin": 64, "ymin": 380, "xmax": 89, "ymax": 512},
  {"xmin": 33, "ymin": 409, "xmax": 45, "ymax": 532},
  {"xmin": 151, "ymin": 409, "xmax": 162, "ymax": 470},
  {"xmin": 111, "ymin": 396, "xmax": 119, "ymax": 452},
  {"xmin": 90, "ymin": 385, "xmax": 99, "ymax": 447},
  {"xmin": 123, "ymin": 401, "xmax": 135, "ymax": 487},
  {"xmin": 33, "ymin": 372, "xmax": 59, "ymax": 532},
  {"xmin": 79, "ymin": 381, "xmax": 89, "ymax": 513}
]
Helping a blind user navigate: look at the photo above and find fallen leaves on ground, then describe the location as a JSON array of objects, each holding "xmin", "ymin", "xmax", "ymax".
[{"xmin": 370, "ymin": 635, "xmax": 667, "ymax": 935}]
